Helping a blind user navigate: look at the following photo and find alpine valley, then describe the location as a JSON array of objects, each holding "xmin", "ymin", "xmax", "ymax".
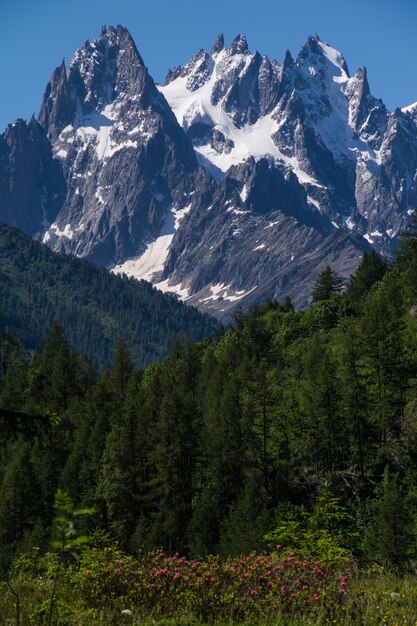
[{"xmin": 2, "ymin": 25, "xmax": 417, "ymax": 316}]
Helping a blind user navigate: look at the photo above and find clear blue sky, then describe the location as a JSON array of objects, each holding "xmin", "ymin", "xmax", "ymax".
[{"xmin": 1, "ymin": 0, "xmax": 416, "ymax": 132}]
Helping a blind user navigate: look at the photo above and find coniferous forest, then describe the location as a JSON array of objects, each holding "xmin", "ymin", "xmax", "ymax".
[
  {"xmin": 4, "ymin": 219, "xmax": 417, "ymax": 623},
  {"xmin": 0, "ymin": 223, "xmax": 217, "ymax": 371}
]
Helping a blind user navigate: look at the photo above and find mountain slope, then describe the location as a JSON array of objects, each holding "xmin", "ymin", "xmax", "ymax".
[{"xmin": 0, "ymin": 222, "xmax": 216, "ymax": 370}]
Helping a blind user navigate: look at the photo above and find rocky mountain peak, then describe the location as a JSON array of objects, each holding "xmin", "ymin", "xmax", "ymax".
[
  {"xmin": 39, "ymin": 24, "xmax": 155, "ymax": 141},
  {"xmin": 282, "ymin": 49, "xmax": 294, "ymax": 71},
  {"xmin": 211, "ymin": 33, "xmax": 225, "ymax": 55},
  {"xmin": 227, "ymin": 34, "xmax": 249, "ymax": 55},
  {"xmin": 67, "ymin": 23, "xmax": 146, "ymax": 108},
  {"xmin": 296, "ymin": 34, "xmax": 349, "ymax": 78}
]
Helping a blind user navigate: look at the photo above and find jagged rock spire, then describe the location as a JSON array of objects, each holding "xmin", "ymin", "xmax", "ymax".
[
  {"xmin": 211, "ymin": 33, "xmax": 224, "ymax": 55},
  {"xmin": 228, "ymin": 34, "xmax": 248, "ymax": 55}
]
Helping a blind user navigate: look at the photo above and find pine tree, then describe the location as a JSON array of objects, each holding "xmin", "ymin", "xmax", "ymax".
[
  {"xmin": 365, "ymin": 467, "xmax": 414, "ymax": 567},
  {"xmin": 396, "ymin": 209, "xmax": 417, "ymax": 299},
  {"xmin": 300, "ymin": 334, "xmax": 342, "ymax": 473},
  {"xmin": 346, "ymin": 250, "xmax": 387, "ymax": 303},
  {"xmin": 110, "ymin": 338, "xmax": 133, "ymax": 407},
  {"xmin": 312, "ymin": 266, "xmax": 343, "ymax": 302},
  {"xmin": 0, "ymin": 441, "xmax": 43, "ymax": 568},
  {"xmin": 27, "ymin": 325, "xmax": 76, "ymax": 413}
]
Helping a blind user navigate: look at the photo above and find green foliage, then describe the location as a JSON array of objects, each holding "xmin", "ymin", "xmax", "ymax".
[
  {"xmin": 346, "ymin": 250, "xmax": 387, "ymax": 305},
  {"xmin": 364, "ymin": 467, "xmax": 415, "ymax": 568},
  {"xmin": 265, "ymin": 482, "xmax": 358, "ymax": 565},
  {"xmin": 4, "ymin": 232, "xmax": 417, "ymax": 576},
  {"xmin": 47, "ymin": 489, "xmax": 95, "ymax": 625},
  {"xmin": 0, "ymin": 223, "xmax": 217, "ymax": 372},
  {"xmin": 312, "ymin": 266, "xmax": 343, "ymax": 302},
  {"xmin": 50, "ymin": 489, "xmax": 95, "ymax": 557}
]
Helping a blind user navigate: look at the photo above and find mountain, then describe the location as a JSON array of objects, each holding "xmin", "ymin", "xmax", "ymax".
[
  {"xmin": 1, "ymin": 27, "xmax": 417, "ymax": 315},
  {"xmin": 38, "ymin": 25, "xmax": 202, "ymax": 267},
  {"xmin": 0, "ymin": 222, "xmax": 216, "ymax": 371},
  {"xmin": 161, "ymin": 33, "xmax": 417, "ymax": 253}
]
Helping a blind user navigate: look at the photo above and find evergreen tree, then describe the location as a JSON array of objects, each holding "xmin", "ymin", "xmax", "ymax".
[
  {"xmin": 365, "ymin": 467, "xmax": 414, "ymax": 567},
  {"xmin": 300, "ymin": 334, "xmax": 342, "ymax": 473},
  {"xmin": 0, "ymin": 441, "xmax": 43, "ymax": 568},
  {"xmin": 110, "ymin": 338, "xmax": 133, "ymax": 404},
  {"xmin": 346, "ymin": 250, "xmax": 387, "ymax": 303},
  {"xmin": 312, "ymin": 266, "xmax": 343, "ymax": 302}
]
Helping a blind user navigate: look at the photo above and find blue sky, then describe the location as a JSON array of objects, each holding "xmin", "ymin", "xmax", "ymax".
[{"xmin": 1, "ymin": 0, "xmax": 416, "ymax": 132}]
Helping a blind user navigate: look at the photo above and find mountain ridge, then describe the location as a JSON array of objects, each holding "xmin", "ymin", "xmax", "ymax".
[{"xmin": 1, "ymin": 26, "xmax": 416, "ymax": 314}]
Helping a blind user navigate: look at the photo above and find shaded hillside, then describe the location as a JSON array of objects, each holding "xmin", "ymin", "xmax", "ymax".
[{"xmin": 0, "ymin": 222, "xmax": 216, "ymax": 370}]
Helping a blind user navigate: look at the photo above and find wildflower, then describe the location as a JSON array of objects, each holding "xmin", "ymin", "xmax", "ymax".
[
  {"xmin": 85, "ymin": 569, "xmax": 92, "ymax": 575},
  {"xmin": 250, "ymin": 588, "xmax": 257, "ymax": 596},
  {"xmin": 280, "ymin": 584, "xmax": 288, "ymax": 591}
]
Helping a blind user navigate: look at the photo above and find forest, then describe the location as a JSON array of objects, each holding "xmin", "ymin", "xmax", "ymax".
[
  {"xmin": 0, "ymin": 223, "xmax": 216, "ymax": 371},
  {"xmin": 3, "ymin": 217, "xmax": 417, "ymax": 623}
]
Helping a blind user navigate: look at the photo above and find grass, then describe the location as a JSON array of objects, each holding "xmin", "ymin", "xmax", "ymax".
[{"xmin": 2, "ymin": 550, "xmax": 417, "ymax": 625}]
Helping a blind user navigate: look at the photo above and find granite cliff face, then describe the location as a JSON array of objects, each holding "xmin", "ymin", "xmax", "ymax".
[
  {"xmin": 0, "ymin": 118, "xmax": 65, "ymax": 236},
  {"xmin": 1, "ymin": 27, "xmax": 417, "ymax": 315},
  {"xmin": 38, "ymin": 25, "xmax": 200, "ymax": 266}
]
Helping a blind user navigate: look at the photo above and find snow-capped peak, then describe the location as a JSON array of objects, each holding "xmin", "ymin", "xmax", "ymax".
[
  {"xmin": 402, "ymin": 101, "xmax": 417, "ymax": 115},
  {"xmin": 160, "ymin": 34, "xmax": 284, "ymax": 177},
  {"xmin": 226, "ymin": 34, "xmax": 249, "ymax": 55},
  {"xmin": 317, "ymin": 38, "xmax": 350, "ymax": 77}
]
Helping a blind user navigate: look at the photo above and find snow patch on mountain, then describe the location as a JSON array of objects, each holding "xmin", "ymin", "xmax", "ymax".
[{"xmin": 112, "ymin": 201, "xmax": 193, "ymax": 284}]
